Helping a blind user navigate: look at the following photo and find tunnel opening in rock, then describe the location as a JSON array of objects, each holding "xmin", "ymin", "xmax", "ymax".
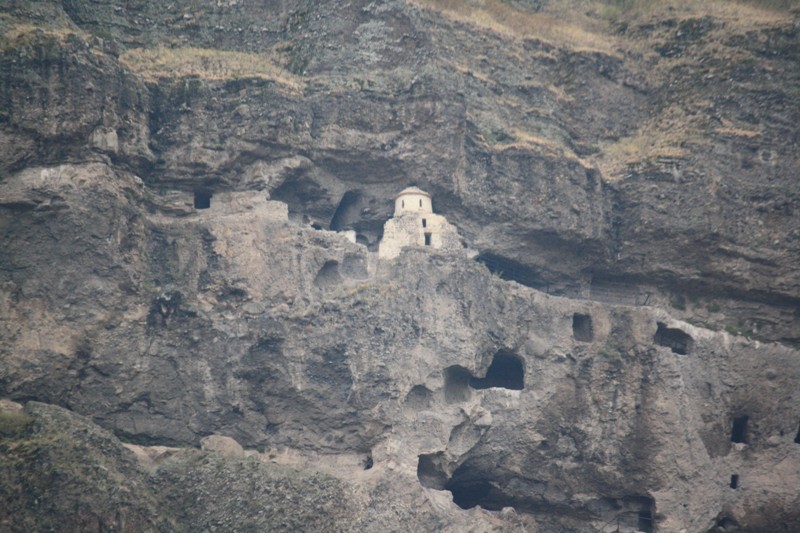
[
  {"xmin": 794, "ymin": 422, "xmax": 800, "ymax": 444},
  {"xmin": 731, "ymin": 415, "xmax": 748, "ymax": 443},
  {"xmin": 572, "ymin": 313, "xmax": 593, "ymax": 342},
  {"xmin": 444, "ymin": 366, "xmax": 472, "ymax": 403},
  {"xmin": 476, "ymin": 253, "xmax": 546, "ymax": 290},
  {"xmin": 330, "ymin": 191, "xmax": 361, "ymax": 231},
  {"xmin": 194, "ymin": 191, "xmax": 212, "ymax": 209},
  {"xmin": 654, "ymin": 322, "xmax": 693, "ymax": 355},
  {"xmin": 314, "ymin": 260, "xmax": 342, "ymax": 289},
  {"xmin": 417, "ymin": 453, "xmax": 448, "ymax": 490},
  {"xmin": 405, "ymin": 385, "xmax": 433, "ymax": 409},
  {"xmin": 470, "ymin": 351, "xmax": 524, "ymax": 390},
  {"xmin": 730, "ymin": 474, "xmax": 739, "ymax": 489}
]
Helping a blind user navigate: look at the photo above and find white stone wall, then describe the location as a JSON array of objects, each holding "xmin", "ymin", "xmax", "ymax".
[
  {"xmin": 197, "ymin": 192, "xmax": 289, "ymax": 221},
  {"xmin": 378, "ymin": 212, "xmax": 462, "ymax": 259}
]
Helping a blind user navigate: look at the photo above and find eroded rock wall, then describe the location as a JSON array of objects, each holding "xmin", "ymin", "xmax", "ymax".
[{"xmin": 2, "ymin": 1, "xmax": 800, "ymax": 531}]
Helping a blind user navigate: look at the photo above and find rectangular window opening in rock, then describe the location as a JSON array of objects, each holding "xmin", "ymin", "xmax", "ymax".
[
  {"xmin": 730, "ymin": 474, "xmax": 739, "ymax": 489},
  {"xmin": 731, "ymin": 415, "xmax": 748, "ymax": 443},
  {"xmin": 794, "ymin": 422, "xmax": 800, "ymax": 444},
  {"xmin": 572, "ymin": 313, "xmax": 593, "ymax": 342},
  {"xmin": 424, "ymin": 232, "xmax": 432, "ymax": 246},
  {"xmin": 422, "ymin": 218, "xmax": 427, "ymax": 228},
  {"xmin": 194, "ymin": 191, "xmax": 212, "ymax": 209}
]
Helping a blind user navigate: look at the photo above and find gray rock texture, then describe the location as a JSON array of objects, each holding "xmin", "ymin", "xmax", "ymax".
[{"xmin": 2, "ymin": 0, "xmax": 800, "ymax": 531}]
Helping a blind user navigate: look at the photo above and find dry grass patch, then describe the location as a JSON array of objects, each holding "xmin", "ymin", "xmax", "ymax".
[
  {"xmin": 119, "ymin": 47, "xmax": 303, "ymax": 91},
  {"xmin": 0, "ymin": 15, "xmax": 85, "ymax": 51},
  {"xmin": 409, "ymin": 0, "xmax": 618, "ymax": 53}
]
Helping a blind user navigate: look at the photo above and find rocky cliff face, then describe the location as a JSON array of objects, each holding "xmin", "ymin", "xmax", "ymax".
[{"xmin": 2, "ymin": 0, "xmax": 800, "ymax": 531}]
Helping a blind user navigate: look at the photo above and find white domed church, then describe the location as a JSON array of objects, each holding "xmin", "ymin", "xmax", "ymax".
[{"xmin": 378, "ymin": 187, "xmax": 462, "ymax": 259}]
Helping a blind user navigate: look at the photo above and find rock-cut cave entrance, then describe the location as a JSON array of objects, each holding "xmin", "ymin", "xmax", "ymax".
[
  {"xmin": 440, "ymin": 461, "xmax": 503, "ymax": 511},
  {"xmin": 572, "ymin": 313, "xmax": 593, "ymax": 342},
  {"xmin": 730, "ymin": 415, "xmax": 748, "ymax": 444},
  {"xmin": 470, "ymin": 351, "xmax": 524, "ymax": 391},
  {"xmin": 329, "ymin": 191, "xmax": 361, "ymax": 232},
  {"xmin": 654, "ymin": 322, "xmax": 693, "ymax": 355},
  {"xmin": 476, "ymin": 253, "xmax": 546, "ymax": 291}
]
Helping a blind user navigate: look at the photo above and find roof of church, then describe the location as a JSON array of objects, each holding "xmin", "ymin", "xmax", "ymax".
[{"xmin": 395, "ymin": 186, "xmax": 431, "ymax": 198}]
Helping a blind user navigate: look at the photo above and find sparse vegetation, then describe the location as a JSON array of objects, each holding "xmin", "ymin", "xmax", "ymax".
[
  {"xmin": 409, "ymin": 0, "xmax": 618, "ymax": 53},
  {"xmin": 0, "ymin": 411, "xmax": 32, "ymax": 437},
  {"xmin": 119, "ymin": 47, "xmax": 303, "ymax": 92}
]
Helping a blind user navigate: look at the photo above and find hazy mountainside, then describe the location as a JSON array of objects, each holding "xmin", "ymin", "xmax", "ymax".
[{"xmin": 1, "ymin": 0, "xmax": 800, "ymax": 531}]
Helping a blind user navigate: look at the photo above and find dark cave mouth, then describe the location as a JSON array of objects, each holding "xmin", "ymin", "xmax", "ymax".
[
  {"xmin": 476, "ymin": 252, "xmax": 547, "ymax": 291},
  {"xmin": 417, "ymin": 455, "xmax": 656, "ymax": 528},
  {"xmin": 469, "ymin": 351, "xmax": 524, "ymax": 391},
  {"xmin": 654, "ymin": 322, "xmax": 694, "ymax": 355},
  {"xmin": 416, "ymin": 455, "xmax": 504, "ymax": 511},
  {"xmin": 572, "ymin": 313, "xmax": 594, "ymax": 342},
  {"xmin": 442, "ymin": 351, "xmax": 524, "ymax": 404}
]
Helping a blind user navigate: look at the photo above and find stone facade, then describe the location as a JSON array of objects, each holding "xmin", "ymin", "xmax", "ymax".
[{"xmin": 378, "ymin": 187, "xmax": 462, "ymax": 259}]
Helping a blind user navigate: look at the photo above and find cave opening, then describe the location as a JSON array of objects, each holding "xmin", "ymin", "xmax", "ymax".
[
  {"xmin": 417, "ymin": 453, "xmax": 448, "ymax": 490},
  {"xmin": 731, "ymin": 415, "xmax": 748, "ymax": 444},
  {"xmin": 654, "ymin": 322, "xmax": 694, "ymax": 355},
  {"xmin": 194, "ymin": 191, "xmax": 212, "ymax": 209},
  {"xmin": 444, "ymin": 366, "xmax": 472, "ymax": 403},
  {"xmin": 313, "ymin": 260, "xmax": 342, "ymax": 289},
  {"xmin": 470, "ymin": 351, "xmax": 524, "ymax": 391},
  {"xmin": 448, "ymin": 479, "xmax": 494, "ymax": 510},
  {"xmin": 364, "ymin": 454, "xmax": 373, "ymax": 470},
  {"xmin": 329, "ymin": 191, "xmax": 361, "ymax": 231},
  {"xmin": 730, "ymin": 474, "xmax": 739, "ymax": 489},
  {"xmin": 794, "ymin": 422, "xmax": 800, "ymax": 444},
  {"xmin": 443, "ymin": 462, "xmax": 507, "ymax": 511},
  {"xmin": 572, "ymin": 313, "xmax": 594, "ymax": 342},
  {"xmin": 476, "ymin": 253, "xmax": 546, "ymax": 290}
]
